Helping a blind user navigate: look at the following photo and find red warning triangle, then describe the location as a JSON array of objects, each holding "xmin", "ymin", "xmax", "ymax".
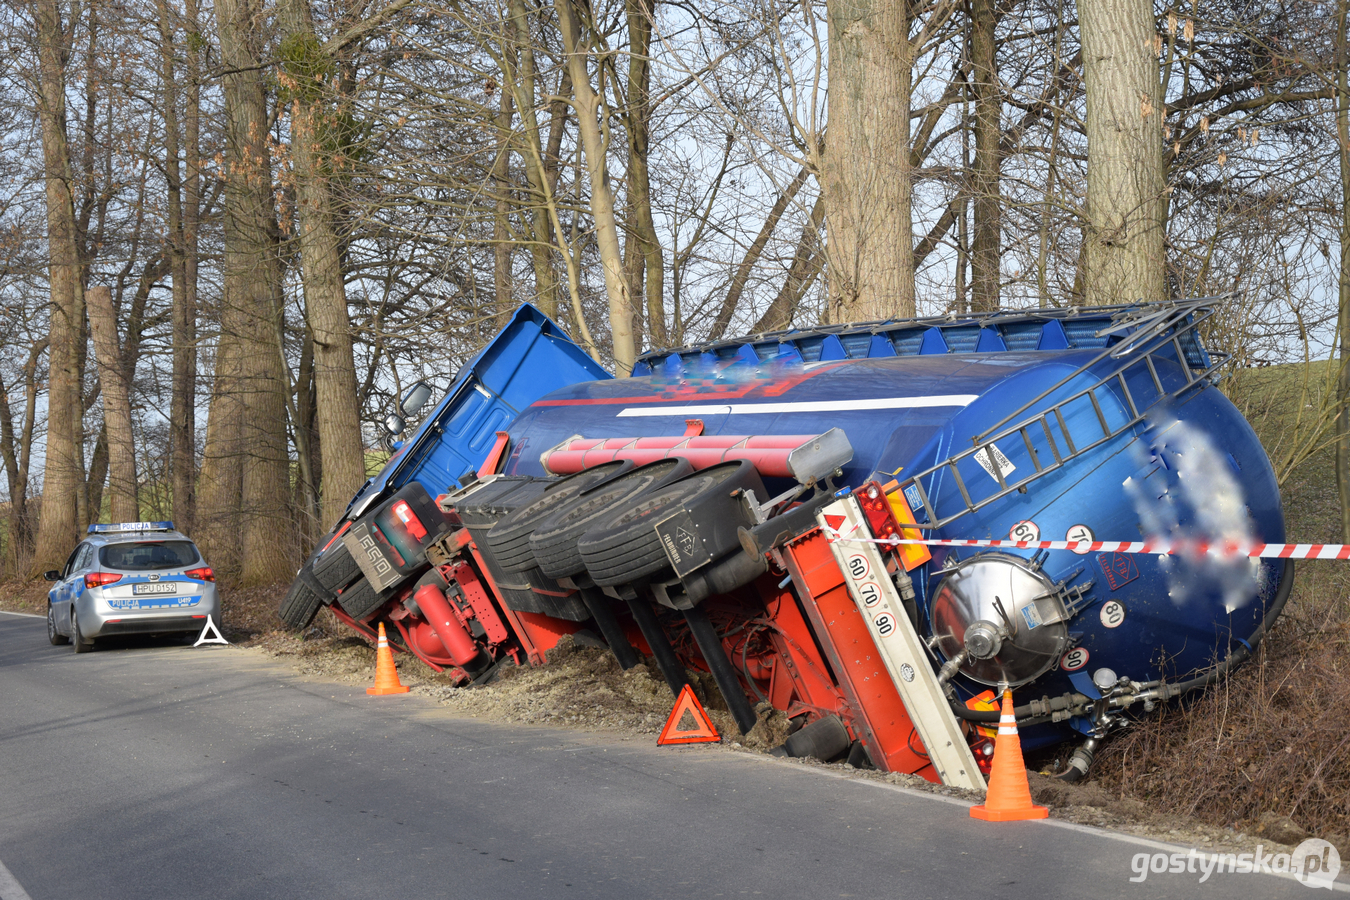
[
  {"xmin": 657, "ymin": 684, "xmax": 721, "ymax": 745},
  {"xmin": 823, "ymin": 514, "xmax": 846, "ymax": 531}
]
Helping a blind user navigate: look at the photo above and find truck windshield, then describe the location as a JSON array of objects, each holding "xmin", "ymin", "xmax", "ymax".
[{"xmin": 100, "ymin": 541, "xmax": 199, "ymax": 571}]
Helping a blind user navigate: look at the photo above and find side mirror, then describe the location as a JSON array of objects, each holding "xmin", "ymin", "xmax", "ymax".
[
  {"xmin": 383, "ymin": 413, "xmax": 406, "ymax": 436},
  {"xmin": 43, "ymin": 570, "xmax": 61, "ymax": 582},
  {"xmin": 400, "ymin": 381, "xmax": 433, "ymax": 417}
]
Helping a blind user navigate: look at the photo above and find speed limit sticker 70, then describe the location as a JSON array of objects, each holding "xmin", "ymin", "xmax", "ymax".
[{"xmin": 856, "ymin": 580, "xmax": 882, "ymax": 608}]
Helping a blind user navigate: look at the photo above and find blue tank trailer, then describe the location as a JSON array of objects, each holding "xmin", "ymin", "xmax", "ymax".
[{"xmin": 279, "ymin": 299, "xmax": 1292, "ymax": 785}]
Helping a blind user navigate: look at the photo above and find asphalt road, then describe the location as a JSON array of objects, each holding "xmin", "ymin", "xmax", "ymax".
[{"xmin": 0, "ymin": 611, "xmax": 1338, "ymax": 900}]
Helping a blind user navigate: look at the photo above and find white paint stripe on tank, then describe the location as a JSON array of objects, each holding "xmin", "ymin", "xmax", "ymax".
[{"xmin": 615, "ymin": 395, "xmax": 980, "ymax": 417}]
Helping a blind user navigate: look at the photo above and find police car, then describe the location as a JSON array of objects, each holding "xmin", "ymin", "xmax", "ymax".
[{"xmin": 43, "ymin": 522, "xmax": 220, "ymax": 652}]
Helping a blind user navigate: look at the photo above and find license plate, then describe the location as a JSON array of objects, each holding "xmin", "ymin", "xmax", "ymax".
[{"xmin": 133, "ymin": 582, "xmax": 178, "ymax": 595}]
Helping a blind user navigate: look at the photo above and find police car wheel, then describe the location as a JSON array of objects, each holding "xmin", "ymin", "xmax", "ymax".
[
  {"xmin": 47, "ymin": 604, "xmax": 69, "ymax": 645},
  {"xmin": 71, "ymin": 612, "xmax": 93, "ymax": 654},
  {"xmin": 278, "ymin": 568, "xmax": 324, "ymax": 629}
]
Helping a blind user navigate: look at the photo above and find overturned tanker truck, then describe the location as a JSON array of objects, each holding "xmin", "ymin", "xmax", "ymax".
[{"xmin": 279, "ymin": 298, "xmax": 1291, "ymax": 787}]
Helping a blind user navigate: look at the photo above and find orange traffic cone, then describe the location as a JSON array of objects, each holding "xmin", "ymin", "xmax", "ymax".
[
  {"xmin": 367, "ymin": 622, "xmax": 411, "ymax": 695},
  {"xmin": 970, "ymin": 689, "xmax": 1047, "ymax": 822}
]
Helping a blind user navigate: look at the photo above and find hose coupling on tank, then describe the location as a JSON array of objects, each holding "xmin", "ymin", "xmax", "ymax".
[
  {"xmin": 937, "ymin": 650, "xmax": 968, "ymax": 685},
  {"xmin": 1056, "ymin": 736, "xmax": 1099, "ymax": 783},
  {"xmin": 962, "ymin": 620, "xmax": 1004, "ymax": 660}
]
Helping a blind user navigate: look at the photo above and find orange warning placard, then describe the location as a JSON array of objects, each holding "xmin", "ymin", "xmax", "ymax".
[{"xmin": 657, "ymin": 684, "xmax": 721, "ymax": 745}]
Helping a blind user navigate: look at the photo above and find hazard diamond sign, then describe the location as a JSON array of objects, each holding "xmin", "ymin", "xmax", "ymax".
[{"xmin": 657, "ymin": 684, "xmax": 721, "ymax": 745}]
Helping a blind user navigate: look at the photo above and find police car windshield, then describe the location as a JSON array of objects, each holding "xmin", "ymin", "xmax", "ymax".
[{"xmin": 99, "ymin": 541, "xmax": 199, "ymax": 571}]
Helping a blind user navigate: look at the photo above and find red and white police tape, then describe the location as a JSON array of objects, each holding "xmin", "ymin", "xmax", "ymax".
[{"xmin": 824, "ymin": 530, "xmax": 1350, "ymax": 560}]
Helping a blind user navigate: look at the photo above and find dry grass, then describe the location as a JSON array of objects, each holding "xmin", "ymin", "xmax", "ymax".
[{"xmin": 1087, "ymin": 561, "xmax": 1350, "ymax": 844}]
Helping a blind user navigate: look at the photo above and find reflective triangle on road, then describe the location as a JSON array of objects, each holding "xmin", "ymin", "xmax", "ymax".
[{"xmin": 657, "ymin": 684, "xmax": 721, "ymax": 745}]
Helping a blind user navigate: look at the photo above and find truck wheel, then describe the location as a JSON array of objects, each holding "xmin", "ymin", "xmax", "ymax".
[
  {"xmin": 528, "ymin": 458, "xmax": 693, "ymax": 578},
  {"xmin": 278, "ymin": 570, "xmax": 324, "ymax": 629},
  {"xmin": 486, "ymin": 461, "xmax": 629, "ymax": 572},
  {"xmin": 335, "ymin": 576, "xmax": 387, "ymax": 621},
  {"xmin": 579, "ymin": 462, "xmax": 757, "ymax": 586},
  {"xmin": 312, "ymin": 541, "xmax": 362, "ymax": 592}
]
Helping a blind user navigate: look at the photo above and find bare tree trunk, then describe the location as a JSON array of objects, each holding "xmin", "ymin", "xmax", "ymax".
[
  {"xmin": 710, "ymin": 166, "xmax": 811, "ymax": 341},
  {"xmin": 277, "ymin": 0, "xmax": 368, "ymax": 533},
  {"xmin": 195, "ymin": 320, "xmax": 245, "ymax": 574},
  {"xmin": 158, "ymin": 0, "xmax": 196, "ymax": 534},
  {"xmin": 969, "ymin": 0, "xmax": 1000, "ymax": 312},
  {"xmin": 85, "ymin": 286, "xmax": 138, "ymax": 522},
  {"xmin": 554, "ymin": 0, "xmax": 636, "ymax": 373},
  {"xmin": 822, "ymin": 0, "xmax": 914, "ymax": 322},
  {"xmin": 492, "ymin": 52, "xmax": 516, "ymax": 317},
  {"xmin": 1077, "ymin": 0, "xmax": 1166, "ymax": 306},
  {"xmin": 752, "ymin": 194, "xmax": 826, "ymax": 334},
  {"xmin": 1336, "ymin": 0, "xmax": 1350, "ymax": 542},
  {"xmin": 216, "ymin": 0, "xmax": 296, "ymax": 583},
  {"xmin": 505, "ymin": 0, "xmax": 560, "ymax": 318},
  {"xmin": 623, "ymin": 0, "xmax": 664, "ymax": 348},
  {"xmin": 0, "ymin": 340, "xmax": 44, "ymax": 572},
  {"xmin": 29, "ymin": 0, "xmax": 83, "ymax": 576}
]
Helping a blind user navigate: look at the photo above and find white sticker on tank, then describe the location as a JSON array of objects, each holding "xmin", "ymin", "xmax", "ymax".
[
  {"xmin": 1020, "ymin": 603, "xmax": 1043, "ymax": 630},
  {"xmin": 1060, "ymin": 648, "xmax": 1090, "ymax": 671},
  {"xmin": 973, "ymin": 443, "xmax": 1016, "ymax": 483},
  {"xmin": 1008, "ymin": 519, "xmax": 1040, "ymax": 543},
  {"xmin": 1099, "ymin": 600, "xmax": 1126, "ymax": 629},
  {"xmin": 846, "ymin": 554, "xmax": 871, "ymax": 580},
  {"xmin": 1066, "ymin": 524, "xmax": 1095, "ymax": 554}
]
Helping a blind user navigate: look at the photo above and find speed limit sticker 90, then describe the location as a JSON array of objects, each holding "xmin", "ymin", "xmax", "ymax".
[
  {"xmin": 1060, "ymin": 648, "xmax": 1090, "ymax": 671},
  {"xmin": 846, "ymin": 554, "xmax": 871, "ymax": 580},
  {"xmin": 1008, "ymin": 520, "xmax": 1040, "ymax": 543},
  {"xmin": 872, "ymin": 612, "xmax": 897, "ymax": 637}
]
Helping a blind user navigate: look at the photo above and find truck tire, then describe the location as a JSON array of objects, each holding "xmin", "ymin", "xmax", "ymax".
[
  {"xmin": 528, "ymin": 458, "xmax": 693, "ymax": 578},
  {"xmin": 335, "ymin": 576, "xmax": 387, "ymax": 621},
  {"xmin": 279, "ymin": 571, "xmax": 324, "ymax": 629},
  {"xmin": 485, "ymin": 461, "xmax": 629, "ymax": 572},
  {"xmin": 312, "ymin": 541, "xmax": 361, "ymax": 592},
  {"xmin": 579, "ymin": 462, "xmax": 757, "ymax": 586}
]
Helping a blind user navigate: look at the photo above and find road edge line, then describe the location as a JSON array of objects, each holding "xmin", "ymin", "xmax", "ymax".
[
  {"xmin": 0, "ymin": 611, "xmax": 42, "ymax": 619},
  {"xmin": 724, "ymin": 750, "xmax": 1350, "ymax": 892},
  {"xmin": 0, "ymin": 857, "xmax": 34, "ymax": 900}
]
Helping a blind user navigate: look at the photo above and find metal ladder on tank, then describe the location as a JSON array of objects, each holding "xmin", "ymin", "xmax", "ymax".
[{"xmin": 896, "ymin": 297, "xmax": 1232, "ymax": 531}]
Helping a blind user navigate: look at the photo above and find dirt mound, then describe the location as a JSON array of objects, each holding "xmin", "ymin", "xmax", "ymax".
[{"xmin": 418, "ymin": 636, "xmax": 794, "ymax": 751}]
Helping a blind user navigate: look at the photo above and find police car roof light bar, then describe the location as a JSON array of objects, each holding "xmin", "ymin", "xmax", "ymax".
[{"xmin": 87, "ymin": 521, "xmax": 175, "ymax": 534}]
